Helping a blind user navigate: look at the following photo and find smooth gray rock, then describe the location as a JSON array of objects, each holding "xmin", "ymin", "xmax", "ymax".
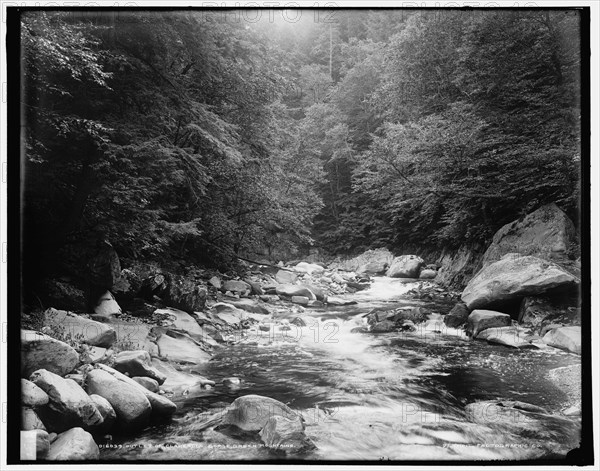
[
  {"xmin": 386, "ymin": 255, "xmax": 425, "ymax": 278},
  {"xmin": 466, "ymin": 310, "xmax": 511, "ymax": 338},
  {"xmin": 30, "ymin": 369, "xmax": 102, "ymax": 433},
  {"xmin": 22, "ymin": 379, "xmax": 49, "ymax": 407},
  {"xmin": 85, "ymin": 369, "xmax": 151, "ymax": 433},
  {"xmin": 543, "ymin": 326, "xmax": 581, "ymax": 354},
  {"xmin": 43, "ymin": 308, "xmax": 117, "ymax": 348},
  {"xmin": 113, "ymin": 350, "xmax": 166, "ymax": 385},
  {"xmin": 46, "ymin": 427, "xmax": 99, "ymax": 460},
  {"xmin": 222, "ymin": 395, "xmax": 300, "ymax": 432},
  {"xmin": 461, "ymin": 254, "xmax": 579, "ymax": 310},
  {"xmin": 21, "ymin": 330, "xmax": 79, "ymax": 378}
]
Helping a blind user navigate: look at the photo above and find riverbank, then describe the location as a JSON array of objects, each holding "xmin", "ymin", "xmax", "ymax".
[{"xmin": 21, "ymin": 269, "xmax": 582, "ymax": 462}]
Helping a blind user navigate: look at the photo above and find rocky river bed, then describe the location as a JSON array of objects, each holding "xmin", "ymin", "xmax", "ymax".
[
  {"xmin": 21, "ymin": 202, "xmax": 585, "ymax": 462},
  {"xmin": 18, "ymin": 272, "xmax": 581, "ymax": 463}
]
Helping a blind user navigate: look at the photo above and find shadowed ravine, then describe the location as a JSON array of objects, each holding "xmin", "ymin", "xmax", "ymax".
[{"xmin": 102, "ymin": 278, "xmax": 581, "ymax": 461}]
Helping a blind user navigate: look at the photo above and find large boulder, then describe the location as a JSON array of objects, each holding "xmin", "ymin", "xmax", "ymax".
[
  {"xmin": 481, "ymin": 203, "xmax": 578, "ymax": 267},
  {"xmin": 222, "ymin": 395, "xmax": 301, "ymax": 432},
  {"xmin": 85, "ymin": 369, "xmax": 152, "ymax": 433},
  {"xmin": 275, "ymin": 284, "xmax": 316, "ymax": 300},
  {"xmin": 20, "ymin": 429, "xmax": 49, "ymax": 460},
  {"xmin": 165, "ymin": 275, "xmax": 207, "ymax": 313},
  {"xmin": 275, "ymin": 270, "xmax": 298, "ymax": 284},
  {"xmin": 89, "ymin": 394, "xmax": 116, "ymax": 433},
  {"xmin": 21, "ymin": 330, "xmax": 79, "ymax": 378},
  {"xmin": 386, "ymin": 255, "xmax": 425, "ymax": 278},
  {"xmin": 22, "ymin": 379, "xmax": 49, "ymax": 408},
  {"xmin": 46, "ymin": 427, "xmax": 99, "ymax": 461},
  {"xmin": 113, "ymin": 350, "xmax": 166, "ymax": 385},
  {"xmin": 329, "ymin": 248, "xmax": 394, "ymax": 273},
  {"xmin": 543, "ymin": 326, "xmax": 581, "ymax": 354},
  {"xmin": 466, "ymin": 310, "xmax": 511, "ymax": 338},
  {"xmin": 43, "ymin": 308, "xmax": 116, "ymax": 348},
  {"xmin": 259, "ymin": 415, "xmax": 314, "ymax": 452},
  {"xmin": 30, "ymin": 369, "xmax": 103, "ymax": 433},
  {"xmin": 93, "ymin": 364, "xmax": 177, "ymax": 418},
  {"xmin": 461, "ymin": 254, "xmax": 579, "ymax": 310},
  {"xmin": 443, "ymin": 302, "xmax": 470, "ymax": 328}
]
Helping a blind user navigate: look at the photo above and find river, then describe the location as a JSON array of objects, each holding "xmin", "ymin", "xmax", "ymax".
[{"xmin": 102, "ymin": 277, "xmax": 581, "ymax": 462}]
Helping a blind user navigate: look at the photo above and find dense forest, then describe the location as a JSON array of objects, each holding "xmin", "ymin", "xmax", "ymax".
[{"xmin": 21, "ymin": 9, "xmax": 581, "ymax": 289}]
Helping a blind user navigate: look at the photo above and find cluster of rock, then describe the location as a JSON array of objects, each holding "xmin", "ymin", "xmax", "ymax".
[
  {"xmin": 329, "ymin": 248, "xmax": 438, "ymax": 280},
  {"xmin": 20, "ymin": 324, "xmax": 178, "ymax": 460},
  {"xmin": 442, "ymin": 204, "xmax": 581, "ymax": 354}
]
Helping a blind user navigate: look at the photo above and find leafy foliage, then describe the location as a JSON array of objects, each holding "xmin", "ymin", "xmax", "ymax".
[{"xmin": 21, "ymin": 9, "xmax": 581, "ymax": 290}]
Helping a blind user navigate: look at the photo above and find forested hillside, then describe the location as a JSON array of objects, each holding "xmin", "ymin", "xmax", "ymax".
[{"xmin": 21, "ymin": 9, "xmax": 581, "ymax": 289}]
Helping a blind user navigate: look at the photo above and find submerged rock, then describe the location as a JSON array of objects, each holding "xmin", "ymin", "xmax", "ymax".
[
  {"xmin": 222, "ymin": 395, "xmax": 300, "ymax": 432},
  {"xmin": 259, "ymin": 415, "xmax": 314, "ymax": 452}
]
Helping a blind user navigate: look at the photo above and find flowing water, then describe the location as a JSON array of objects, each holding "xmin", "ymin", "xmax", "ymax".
[{"xmin": 103, "ymin": 277, "xmax": 581, "ymax": 462}]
